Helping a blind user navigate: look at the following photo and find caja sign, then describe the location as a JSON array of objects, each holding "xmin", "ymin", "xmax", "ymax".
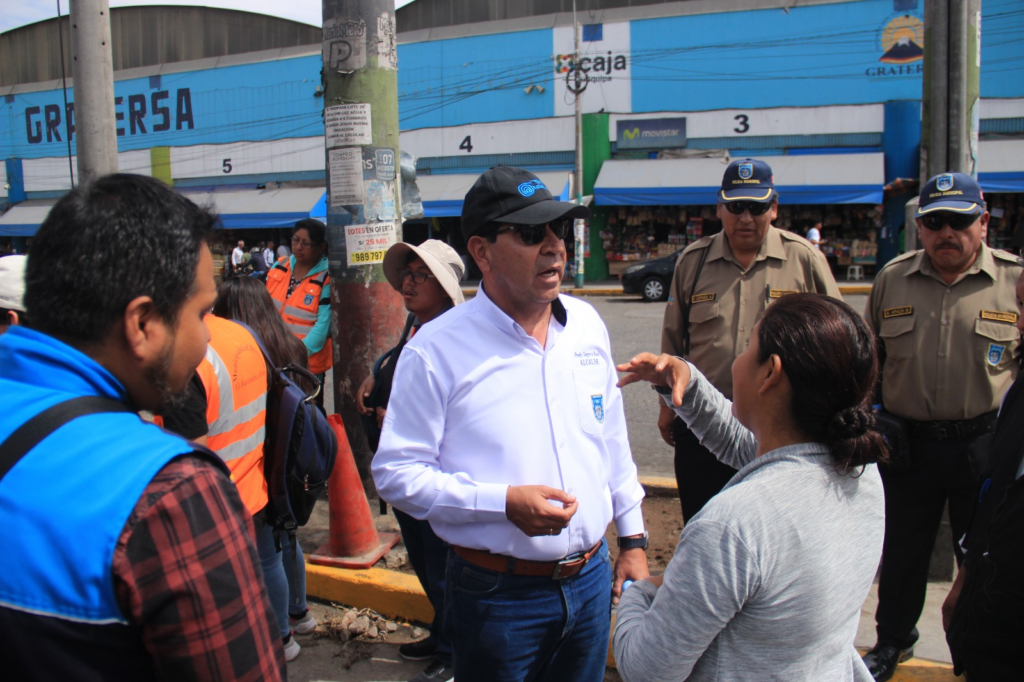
[{"xmin": 552, "ymin": 21, "xmax": 631, "ymax": 116}]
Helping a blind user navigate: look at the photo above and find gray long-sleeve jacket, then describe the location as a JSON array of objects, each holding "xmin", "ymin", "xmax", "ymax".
[{"xmin": 613, "ymin": 364, "xmax": 884, "ymax": 681}]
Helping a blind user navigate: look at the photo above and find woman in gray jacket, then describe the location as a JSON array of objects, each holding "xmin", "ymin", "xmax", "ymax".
[{"xmin": 614, "ymin": 293, "xmax": 886, "ymax": 681}]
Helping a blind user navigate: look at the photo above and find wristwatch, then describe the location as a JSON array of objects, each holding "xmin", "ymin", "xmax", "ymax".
[{"xmin": 617, "ymin": 531, "xmax": 649, "ymax": 550}]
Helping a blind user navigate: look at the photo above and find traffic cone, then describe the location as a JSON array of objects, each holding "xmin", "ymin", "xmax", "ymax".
[{"xmin": 310, "ymin": 414, "xmax": 400, "ymax": 569}]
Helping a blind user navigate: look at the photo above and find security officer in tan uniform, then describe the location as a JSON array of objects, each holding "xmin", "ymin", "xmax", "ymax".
[
  {"xmin": 862, "ymin": 172, "xmax": 1022, "ymax": 682},
  {"xmin": 660, "ymin": 158, "xmax": 840, "ymax": 521}
]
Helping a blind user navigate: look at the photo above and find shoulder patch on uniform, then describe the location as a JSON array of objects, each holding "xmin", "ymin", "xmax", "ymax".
[
  {"xmin": 883, "ymin": 306, "xmax": 913, "ymax": 319},
  {"xmin": 769, "ymin": 289, "xmax": 798, "ymax": 298},
  {"xmin": 980, "ymin": 310, "xmax": 1019, "ymax": 324},
  {"xmin": 691, "ymin": 292, "xmax": 716, "ymax": 304},
  {"xmin": 987, "ymin": 344, "xmax": 1006, "ymax": 367}
]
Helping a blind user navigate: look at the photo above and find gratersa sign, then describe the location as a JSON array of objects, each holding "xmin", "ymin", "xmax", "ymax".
[
  {"xmin": 24, "ymin": 89, "xmax": 194, "ymax": 145},
  {"xmin": 552, "ymin": 22, "xmax": 631, "ymax": 116}
]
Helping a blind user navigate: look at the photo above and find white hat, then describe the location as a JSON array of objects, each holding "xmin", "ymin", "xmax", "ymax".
[
  {"xmin": 0, "ymin": 255, "xmax": 27, "ymax": 313},
  {"xmin": 383, "ymin": 240, "xmax": 465, "ymax": 306}
]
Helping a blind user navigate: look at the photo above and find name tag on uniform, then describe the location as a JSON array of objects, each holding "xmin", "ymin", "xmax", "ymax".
[
  {"xmin": 980, "ymin": 310, "xmax": 1019, "ymax": 324},
  {"xmin": 769, "ymin": 289, "xmax": 797, "ymax": 299},
  {"xmin": 883, "ymin": 306, "xmax": 913, "ymax": 319},
  {"xmin": 691, "ymin": 293, "xmax": 715, "ymax": 304}
]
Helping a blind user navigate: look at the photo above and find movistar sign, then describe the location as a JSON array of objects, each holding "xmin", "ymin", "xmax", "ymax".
[{"xmin": 616, "ymin": 117, "xmax": 687, "ymax": 150}]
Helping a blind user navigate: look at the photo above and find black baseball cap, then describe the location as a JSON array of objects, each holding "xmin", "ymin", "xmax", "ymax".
[
  {"xmin": 916, "ymin": 172, "xmax": 985, "ymax": 217},
  {"xmin": 720, "ymin": 158, "xmax": 777, "ymax": 202},
  {"xmin": 460, "ymin": 166, "xmax": 590, "ymax": 241}
]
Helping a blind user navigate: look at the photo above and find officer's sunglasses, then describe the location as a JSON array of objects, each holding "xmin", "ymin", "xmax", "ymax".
[
  {"xmin": 495, "ymin": 220, "xmax": 571, "ymax": 246},
  {"xmin": 724, "ymin": 201, "xmax": 773, "ymax": 216},
  {"xmin": 920, "ymin": 212, "xmax": 978, "ymax": 232}
]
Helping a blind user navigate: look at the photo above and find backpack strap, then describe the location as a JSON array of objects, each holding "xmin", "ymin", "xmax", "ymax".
[{"xmin": 0, "ymin": 396, "xmax": 131, "ymax": 483}]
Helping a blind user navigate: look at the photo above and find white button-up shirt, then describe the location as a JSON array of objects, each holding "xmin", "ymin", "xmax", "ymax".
[{"xmin": 372, "ymin": 288, "xmax": 645, "ymax": 561}]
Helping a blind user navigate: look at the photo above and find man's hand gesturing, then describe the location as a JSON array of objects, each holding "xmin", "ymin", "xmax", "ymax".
[{"xmin": 506, "ymin": 485, "xmax": 578, "ymax": 537}]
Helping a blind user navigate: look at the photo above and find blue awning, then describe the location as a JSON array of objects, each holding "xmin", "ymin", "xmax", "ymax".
[
  {"xmin": 0, "ymin": 200, "xmax": 56, "ymax": 236},
  {"xmin": 979, "ymin": 172, "xmax": 1024, "ymax": 193},
  {"xmin": 183, "ymin": 187, "xmax": 327, "ymax": 229},
  {"xmin": 417, "ymin": 172, "xmax": 572, "ymax": 218},
  {"xmin": 595, "ymin": 153, "xmax": 885, "ymax": 206}
]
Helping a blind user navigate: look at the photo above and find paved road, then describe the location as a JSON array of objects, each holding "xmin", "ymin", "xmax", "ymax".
[{"xmin": 582, "ymin": 293, "xmax": 869, "ymax": 479}]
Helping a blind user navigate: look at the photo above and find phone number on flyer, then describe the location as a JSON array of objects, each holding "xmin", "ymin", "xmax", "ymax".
[{"xmin": 351, "ymin": 250, "xmax": 387, "ymax": 264}]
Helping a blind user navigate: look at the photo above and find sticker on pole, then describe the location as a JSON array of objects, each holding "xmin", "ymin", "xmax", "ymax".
[
  {"xmin": 325, "ymin": 103, "xmax": 372, "ymax": 148},
  {"xmin": 345, "ymin": 222, "xmax": 397, "ymax": 266},
  {"xmin": 323, "ymin": 17, "xmax": 366, "ymax": 73},
  {"xmin": 328, "ymin": 148, "xmax": 363, "ymax": 206}
]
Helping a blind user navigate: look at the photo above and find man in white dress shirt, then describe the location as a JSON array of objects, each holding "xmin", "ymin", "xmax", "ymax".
[{"xmin": 373, "ymin": 166, "xmax": 649, "ymax": 682}]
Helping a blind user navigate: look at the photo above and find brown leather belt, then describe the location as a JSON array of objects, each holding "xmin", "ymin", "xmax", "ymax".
[{"xmin": 452, "ymin": 541, "xmax": 602, "ymax": 580}]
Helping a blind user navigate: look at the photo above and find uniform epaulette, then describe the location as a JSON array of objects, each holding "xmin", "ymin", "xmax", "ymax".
[
  {"xmin": 877, "ymin": 250, "xmax": 919, "ymax": 274},
  {"xmin": 681, "ymin": 235, "xmax": 715, "ymax": 257},
  {"xmin": 992, "ymin": 249, "xmax": 1024, "ymax": 266}
]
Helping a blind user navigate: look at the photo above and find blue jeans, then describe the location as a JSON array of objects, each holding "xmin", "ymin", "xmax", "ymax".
[
  {"xmin": 444, "ymin": 539, "xmax": 612, "ymax": 682},
  {"xmin": 280, "ymin": 532, "xmax": 308, "ymax": 619},
  {"xmin": 395, "ymin": 509, "xmax": 452, "ymax": 666},
  {"xmin": 255, "ymin": 518, "xmax": 290, "ymax": 639}
]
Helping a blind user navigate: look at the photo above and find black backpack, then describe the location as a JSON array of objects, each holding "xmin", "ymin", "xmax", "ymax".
[{"xmin": 235, "ymin": 323, "xmax": 338, "ymax": 539}]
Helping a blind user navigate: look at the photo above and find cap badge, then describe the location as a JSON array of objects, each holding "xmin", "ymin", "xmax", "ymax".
[
  {"xmin": 936, "ymin": 174, "xmax": 954, "ymax": 192},
  {"xmin": 738, "ymin": 163, "xmax": 754, "ymax": 180},
  {"xmin": 517, "ymin": 180, "xmax": 546, "ymax": 197},
  {"xmin": 591, "ymin": 394, "xmax": 605, "ymax": 423}
]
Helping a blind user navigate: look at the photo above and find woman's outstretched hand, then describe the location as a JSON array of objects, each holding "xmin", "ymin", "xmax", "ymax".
[{"xmin": 616, "ymin": 353, "xmax": 691, "ymax": 407}]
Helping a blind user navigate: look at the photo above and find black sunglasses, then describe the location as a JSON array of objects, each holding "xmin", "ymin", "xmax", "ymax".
[
  {"xmin": 920, "ymin": 212, "xmax": 978, "ymax": 232},
  {"xmin": 724, "ymin": 201, "xmax": 773, "ymax": 216},
  {"xmin": 495, "ymin": 220, "xmax": 571, "ymax": 246}
]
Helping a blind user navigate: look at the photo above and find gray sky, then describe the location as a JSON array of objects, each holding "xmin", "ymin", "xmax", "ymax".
[{"xmin": 0, "ymin": 0, "xmax": 416, "ymax": 35}]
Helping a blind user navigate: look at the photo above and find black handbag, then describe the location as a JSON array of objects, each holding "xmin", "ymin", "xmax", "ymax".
[{"xmin": 874, "ymin": 409, "xmax": 912, "ymax": 473}]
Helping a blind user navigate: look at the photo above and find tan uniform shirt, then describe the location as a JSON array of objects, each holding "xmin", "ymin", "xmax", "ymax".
[
  {"xmin": 661, "ymin": 226, "xmax": 841, "ymax": 398},
  {"xmin": 866, "ymin": 245, "xmax": 1021, "ymax": 422}
]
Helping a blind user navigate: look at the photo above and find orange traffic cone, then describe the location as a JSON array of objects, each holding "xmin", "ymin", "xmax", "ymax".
[{"xmin": 310, "ymin": 414, "xmax": 400, "ymax": 569}]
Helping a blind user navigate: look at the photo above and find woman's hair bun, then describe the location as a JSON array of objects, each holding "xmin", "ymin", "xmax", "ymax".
[{"xmin": 826, "ymin": 406, "xmax": 873, "ymax": 442}]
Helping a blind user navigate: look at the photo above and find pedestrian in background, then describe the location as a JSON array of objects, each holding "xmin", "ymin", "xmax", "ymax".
[
  {"xmin": 231, "ymin": 239, "xmax": 246, "ymax": 274},
  {"xmin": 862, "ymin": 172, "xmax": 1022, "ymax": 681},
  {"xmin": 357, "ymin": 239, "xmax": 464, "ymax": 682},
  {"xmin": 615, "ymin": 293, "xmax": 885, "ymax": 681},
  {"xmin": 0, "ymin": 174, "xmax": 283, "ymax": 680},
  {"xmin": 267, "ymin": 219, "xmax": 332, "ymax": 407},
  {"xmin": 373, "ymin": 166, "xmax": 648, "ymax": 682},
  {"xmin": 660, "ymin": 158, "xmax": 840, "ymax": 522}
]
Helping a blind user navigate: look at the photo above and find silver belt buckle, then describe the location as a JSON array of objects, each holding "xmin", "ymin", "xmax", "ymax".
[{"xmin": 551, "ymin": 550, "xmax": 588, "ymax": 580}]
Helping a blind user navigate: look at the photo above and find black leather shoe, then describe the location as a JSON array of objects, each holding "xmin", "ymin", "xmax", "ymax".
[
  {"xmin": 862, "ymin": 643, "xmax": 914, "ymax": 682},
  {"xmin": 399, "ymin": 637, "xmax": 437, "ymax": 661}
]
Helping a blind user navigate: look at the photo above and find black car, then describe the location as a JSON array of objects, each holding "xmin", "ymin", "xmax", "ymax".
[{"xmin": 620, "ymin": 249, "xmax": 683, "ymax": 302}]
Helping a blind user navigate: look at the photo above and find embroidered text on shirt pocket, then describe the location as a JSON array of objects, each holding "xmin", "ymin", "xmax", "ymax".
[{"xmin": 572, "ymin": 366, "xmax": 607, "ymax": 436}]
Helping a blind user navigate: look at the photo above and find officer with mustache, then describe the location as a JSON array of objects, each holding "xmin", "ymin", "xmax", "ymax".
[{"xmin": 861, "ymin": 172, "xmax": 1022, "ymax": 681}]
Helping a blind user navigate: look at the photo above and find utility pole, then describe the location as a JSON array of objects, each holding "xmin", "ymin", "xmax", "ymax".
[
  {"xmin": 572, "ymin": 0, "xmax": 585, "ymax": 288},
  {"xmin": 69, "ymin": 0, "xmax": 118, "ymax": 182},
  {"xmin": 320, "ymin": 0, "xmax": 405, "ymax": 477},
  {"xmin": 922, "ymin": 0, "xmax": 981, "ymax": 180}
]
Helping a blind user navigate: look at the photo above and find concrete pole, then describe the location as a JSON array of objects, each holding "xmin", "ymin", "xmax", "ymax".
[
  {"xmin": 572, "ymin": 2, "xmax": 585, "ymax": 288},
  {"xmin": 69, "ymin": 0, "xmax": 118, "ymax": 182},
  {"xmin": 320, "ymin": 0, "xmax": 405, "ymax": 477},
  {"xmin": 923, "ymin": 0, "xmax": 949, "ymax": 179}
]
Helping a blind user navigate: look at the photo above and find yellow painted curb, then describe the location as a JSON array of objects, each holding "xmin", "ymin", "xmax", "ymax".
[
  {"xmin": 840, "ymin": 285, "xmax": 873, "ymax": 295},
  {"xmin": 462, "ymin": 285, "xmax": 874, "ymax": 297},
  {"xmin": 305, "ymin": 559, "xmax": 434, "ymax": 624},
  {"xmin": 638, "ymin": 475, "xmax": 679, "ymax": 497}
]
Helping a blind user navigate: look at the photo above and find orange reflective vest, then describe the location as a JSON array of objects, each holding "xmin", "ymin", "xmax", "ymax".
[
  {"xmin": 195, "ymin": 315, "xmax": 269, "ymax": 516},
  {"xmin": 266, "ymin": 258, "xmax": 333, "ymax": 374}
]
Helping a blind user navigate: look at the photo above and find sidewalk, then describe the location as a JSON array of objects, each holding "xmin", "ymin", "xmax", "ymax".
[{"xmin": 460, "ymin": 277, "xmax": 874, "ymax": 298}]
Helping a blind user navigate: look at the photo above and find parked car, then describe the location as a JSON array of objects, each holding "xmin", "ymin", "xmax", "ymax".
[{"xmin": 620, "ymin": 249, "xmax": 683, "ymax": 302}]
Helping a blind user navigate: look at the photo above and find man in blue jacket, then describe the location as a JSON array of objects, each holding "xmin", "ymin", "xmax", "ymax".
[{"xmin": 0, "ymin": 174, "xmax": 284, "ymax": 681}]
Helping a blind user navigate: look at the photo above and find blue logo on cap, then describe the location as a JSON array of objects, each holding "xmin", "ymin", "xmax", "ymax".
[
  {"xmin": 936, "ymin": 174, "xmax": 954, "ymax": 192},
  {"xmin": 738, "ymin": 163, "xmax": 754, "ymax": 180},
  {"xmin": 518, "ymin": 180, "xmax": 546, "ymax": 197}
]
